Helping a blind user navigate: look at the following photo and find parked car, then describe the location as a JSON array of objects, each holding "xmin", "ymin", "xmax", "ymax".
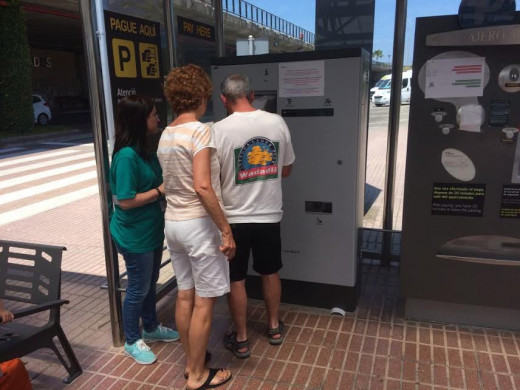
[{"xmin": 33, "ymin": 94, "xmax": 52, "ymax": 126}]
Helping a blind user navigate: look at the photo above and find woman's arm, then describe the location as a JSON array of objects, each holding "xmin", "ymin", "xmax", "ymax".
[
  {"xmin": 0, "ymin": 300, "xmax": 13, "ymax": 323},
  {"xmin": 118, "ymin": 183, "xmax": 165, "ymax": 210},
  {"xmin": 193, "ymin": 148, "xmax": 236, "ymax": 259}
]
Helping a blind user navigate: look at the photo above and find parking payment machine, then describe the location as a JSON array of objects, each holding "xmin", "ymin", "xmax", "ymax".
[
  {"xmin": 401, "ymin": 8, "xmax": 520, "ymax": 328},
  {"xmin": 211, "ymin": 50, "xmax": 369, "ymax": 310}
]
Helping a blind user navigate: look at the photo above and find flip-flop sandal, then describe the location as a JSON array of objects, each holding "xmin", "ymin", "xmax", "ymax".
[
  {"xmin": 223, "ymin": 331, "xmax": 250, "ymax": 359},
  {"xmin": 267, "ymin": 320, "xmax": 285, "ymax": 345},
  {"xmin": 184, "ymin": 350, "xmax": 213, "ymax": 379},
  {"xmin": 186, "ymin": 368, "xmax": 232, "ymax": 390}
]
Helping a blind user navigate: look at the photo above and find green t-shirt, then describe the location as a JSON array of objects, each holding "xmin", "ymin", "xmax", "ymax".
[{"xmin": 109, "ymin": 146, "xmax": 164, "ymax": 253}]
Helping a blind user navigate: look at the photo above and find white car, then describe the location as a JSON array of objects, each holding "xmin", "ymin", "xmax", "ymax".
[
  {"xmin": 33, "ymin": 94, "xmax": 52, "ymax": 126},
  {"xmin": 373, "ymin": 70, "xmax": 412, "ymax": 107},
  {"xmin": 370, "ymin": 75, "xmax": 391, "ymax": 101}
]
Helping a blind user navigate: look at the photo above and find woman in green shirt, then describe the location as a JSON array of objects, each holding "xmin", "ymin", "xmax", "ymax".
[{"xmin": 110, "ymin": 95, "xmax": 179, "ymax": 365}]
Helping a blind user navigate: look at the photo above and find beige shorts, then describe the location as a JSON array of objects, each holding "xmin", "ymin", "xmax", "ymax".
[{"xmin": 165, "ymin": 216, "xmax": 230, "ymax": 298}]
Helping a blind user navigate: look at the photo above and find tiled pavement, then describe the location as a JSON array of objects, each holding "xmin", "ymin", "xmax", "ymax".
[
  {"xmin": 3, "ymin": 113, "xmax": 520, "ymax": 389},
  {"xmin": 363, "ymin": 105, "xmax": 410, "ymax": 231},
  {"xmin": 362, "ymin": 105, "xmax": 409, "ymax": 254},
  {"xmin": 3, "ymin": 194, "xmax": 520, "ymax": 390}
]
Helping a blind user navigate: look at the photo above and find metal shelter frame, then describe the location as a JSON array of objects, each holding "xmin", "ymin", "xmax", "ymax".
[{"xmin": 78, "ymin": 0, "xmax": 408, "ymax": 346}]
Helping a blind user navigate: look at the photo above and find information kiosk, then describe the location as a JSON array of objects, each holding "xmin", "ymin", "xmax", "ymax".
[{"xmin": 401, "ymin": 8, "xmax": 520, "ymax": 328}]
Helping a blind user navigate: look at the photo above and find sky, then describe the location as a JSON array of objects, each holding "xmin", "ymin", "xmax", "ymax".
[{"xmin": 246, "ymin": 0, "xmax": 520, "ymax": 65}]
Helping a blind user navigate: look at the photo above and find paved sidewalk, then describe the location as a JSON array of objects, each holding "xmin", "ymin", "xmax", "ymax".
[
  {"xmin": 2, "ymin": 193, "xmax": 520, "ymax": 390},
  {"xmin": 2, "ymin": 108, "xmax": 520, "ymax": 389}
]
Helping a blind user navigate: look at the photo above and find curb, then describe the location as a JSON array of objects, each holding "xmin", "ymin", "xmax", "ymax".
[{"xmin": 0, "ymin": 129, "xmax": 89, "ymax": 147}]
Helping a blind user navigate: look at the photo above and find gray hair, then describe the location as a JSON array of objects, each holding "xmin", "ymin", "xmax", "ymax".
[{"xmin": 221, "ymin": 73, "xmax": 252, "ymax": 102}]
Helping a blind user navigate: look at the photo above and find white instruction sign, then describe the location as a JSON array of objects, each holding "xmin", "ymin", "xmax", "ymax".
[
  {"xmin": 425, "ymin": 57, "xmax": 486, "ymax": 99},
  {"xmin": 279, "ymin": 60, "xmax": 324, "ymax": 97}
]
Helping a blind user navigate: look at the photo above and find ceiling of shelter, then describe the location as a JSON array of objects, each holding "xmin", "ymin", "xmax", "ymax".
[
  {"xmin": 23, "ymin": 1, "xmax": 83, "ymax": 51},
  {"xmin": 21, "ymin": 0, "xmax": 310, "ymax": 54},
  {"xmin": 24, "ymin": 0, "xmax": 79, "ymax": 12}
]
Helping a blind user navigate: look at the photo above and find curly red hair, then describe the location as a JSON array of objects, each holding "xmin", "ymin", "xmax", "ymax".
[{"xmin": 163, "ymin": 64, "xmax": 213, "ymax": 114}]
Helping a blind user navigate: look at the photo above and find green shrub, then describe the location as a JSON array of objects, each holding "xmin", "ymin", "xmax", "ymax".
[{"xmin": 0, "ymin": 0, "xmax": 33, "ymax": 134}]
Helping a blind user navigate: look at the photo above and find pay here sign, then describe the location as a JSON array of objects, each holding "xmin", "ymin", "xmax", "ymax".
[{"xmin": 104, "ymin": 11, "xmax": 166, "ymax": 124}]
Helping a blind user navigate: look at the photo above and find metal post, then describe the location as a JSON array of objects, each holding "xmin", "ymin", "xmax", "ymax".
[
  {"xmin": 248, "ymin": 34, "xmax": 254, "ymax": 55},
  {"xmin": 214, "ymin": 0, "xmax": 225, "ymax": 57},
  {"xmin": 92, "ymin": 0, "xmax": 115, "ymax": 154},
  {"xmin": 381, "ymin": 0, "xmax": 408, "ymax": 265},
  {"xmin": 78, "ymin": 0, "xmax": 124, "ymax": 346},
  {"xmin": 165, "ymin": 0, "xmax": 179, "ymax": 68}
]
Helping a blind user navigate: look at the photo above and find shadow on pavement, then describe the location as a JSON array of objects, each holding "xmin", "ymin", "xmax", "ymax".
[
  {"xmin": 364, "ymin": 183, "xmax": 382, "ymax": 215},
  {"xmin": 51, "ymin": 111, "xmax": 92, "ymax": 132}
]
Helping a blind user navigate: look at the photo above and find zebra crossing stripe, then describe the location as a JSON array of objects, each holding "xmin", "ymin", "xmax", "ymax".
[
  {"xmin": 0, "ymin": 185, "xmax": 99, "ymax": 226},
  {"xmin": 41, "ymin": 140, "xmax": 91, "ymax": 146},
  {"xmin": 0, "ymin": 149, "xmax": 51, "ymax": 161},
  {"xmin": 0, "ymin": 171, "xmax": 98, "ymax": 206},
  {"xmin": 0, "ymin": 149, "xmax": 79, "ymax": 168},
  {"xmin": 0, "ymin": 147, "xmax": 24, "ymax": 155},
  {"xmin": 0, "ymin": 152, "xmax": 95, "ymax": 177},
  {"xmin": 0, "ymin": 160, "xmax": 96, "ymax": 190}
]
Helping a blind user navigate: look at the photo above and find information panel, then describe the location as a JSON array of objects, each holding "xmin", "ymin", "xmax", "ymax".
[
  {"xmin": 500, "ymin": 184, "xmax": 520, "ymax": 218},
  {"xmin": 431, "ymin": 183, "xmax": 485, "ymax": 217}
]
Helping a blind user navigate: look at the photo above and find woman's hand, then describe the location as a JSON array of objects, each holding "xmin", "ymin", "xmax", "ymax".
[
  {"xmin": 158, "ymin": 183, "xmax": 165, "ymax": 195},
  {"xmin": 0, "ymin": 309, "xmax": 14, "ymax": 324},
  {"xmin": 220, "ymin": 230, "xmax": 236, "ymax": 260}
]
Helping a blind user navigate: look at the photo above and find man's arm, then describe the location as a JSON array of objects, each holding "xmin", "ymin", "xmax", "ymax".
[
  {"xmin": 280, "ymin": 118, "xmax": 295, "ymax": 178},
  {"xmin": 282, "ymin": 164, "xmax": 292, "ymax": 178}
]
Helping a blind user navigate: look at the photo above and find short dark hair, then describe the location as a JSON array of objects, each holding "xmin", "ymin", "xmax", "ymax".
[
  {"xmin": 221, "ymin": 73, "xmax": 252, "ymax": 103},
  {"xmin": 113, "ymin": 95, "xmax": 154, "ymax": 159},
  {"xmin": 163, "ymin": 64, "xmax": 213, "ymax": 114}
]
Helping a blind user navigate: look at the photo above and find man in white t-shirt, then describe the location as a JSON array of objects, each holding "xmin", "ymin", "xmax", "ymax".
[{"xmin": 212, "ymin": 73, "xmax": 295, "ymax": 359}]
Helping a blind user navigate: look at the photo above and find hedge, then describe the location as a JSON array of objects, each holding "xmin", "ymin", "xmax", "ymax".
[{"xmin": 0, "ymin": 0, "xmax": 33, "ymax": 134}]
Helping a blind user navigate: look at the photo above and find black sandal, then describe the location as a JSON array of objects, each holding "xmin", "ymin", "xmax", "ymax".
[
  {"xmin": 223, "ymin": 331, "xmax": 251, "ymax": 359},
  {"xmin": 267, "ymin": 320, "xmax": 285, "ymax": 345},
  {"xmin": 185, "ymin": 368, "xmax": 232, "ymax": 390},
  {"xmin": 184, "ymin": 350, "xmax": 212, "ymax": 379}
]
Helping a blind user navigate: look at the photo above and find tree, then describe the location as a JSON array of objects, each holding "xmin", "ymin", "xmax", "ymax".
[
  {"xmin": 372, "ymin": 49, "xmax": 384, "ymax": 61},
  {"xmin": 0, "ymin": 0, "xmax": 33, "ymax": 134}
]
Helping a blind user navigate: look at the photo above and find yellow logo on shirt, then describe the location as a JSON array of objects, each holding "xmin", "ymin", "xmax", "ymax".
[{"xmin": 247, "ymin": 146, "xmax": 273, "ymax": 166}]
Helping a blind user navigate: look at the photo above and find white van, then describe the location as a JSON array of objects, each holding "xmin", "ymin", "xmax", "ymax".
[
  {"xmin": 370, "ymin": 74, "xmax": 391, "ymax": 101},
  {"xmin": 373, "ymin": 70, "xmax": 412, "ymax": 106}
]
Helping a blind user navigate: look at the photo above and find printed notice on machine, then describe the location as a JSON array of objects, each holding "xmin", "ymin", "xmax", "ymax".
[
  {"xmin": 425, "ymin": 57, "xmax": 486, "ymax": 99},
  {"xmin": 431, "ymin": 183, "xmax": 485, "ymax": 217},
  {"xmin": 279, "ymin": 60, "xmax": 324, "ymax": 97},
  {"xmin": 500, "ymin": 184, "xmax": 520, "ymax": 218}
]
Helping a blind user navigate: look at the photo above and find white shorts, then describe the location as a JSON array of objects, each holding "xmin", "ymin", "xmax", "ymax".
[{"xmin": 165, "ymin": 216, "xmax": 230, "ymax": 298}]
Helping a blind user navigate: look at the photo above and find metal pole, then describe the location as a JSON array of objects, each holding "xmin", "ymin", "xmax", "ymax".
[
  {"xmin": 94, "ymin": 0, "xmax": 115, "ymax": 155},
  {"xmin": 248, "ymin": 34, "xmax": 254, "ymax": 55},
  {"xmin": 165, "ymin": 0, "xmax": 179, "ymax": 69},
  {"xmin": 214, "ymin": 0, "xmax": 225, "ymax": 57},
  {"xmin": 381, "ymin": 0, "xmax": 407, "ymax": 264},
  {"xmin": 78, "ymin": 0, "xmax": 124, "ymax": 346}
]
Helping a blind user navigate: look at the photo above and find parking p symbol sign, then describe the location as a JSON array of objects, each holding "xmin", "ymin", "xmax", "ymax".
[{"xmin": 112, "ymin": 38, "xmax": 136, "ymax": 78}]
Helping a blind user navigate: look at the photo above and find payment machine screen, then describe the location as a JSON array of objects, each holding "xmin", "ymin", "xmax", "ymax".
[{"xmin": 252, "ymin": 90, "xmax": 277, "ymax": 113}]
